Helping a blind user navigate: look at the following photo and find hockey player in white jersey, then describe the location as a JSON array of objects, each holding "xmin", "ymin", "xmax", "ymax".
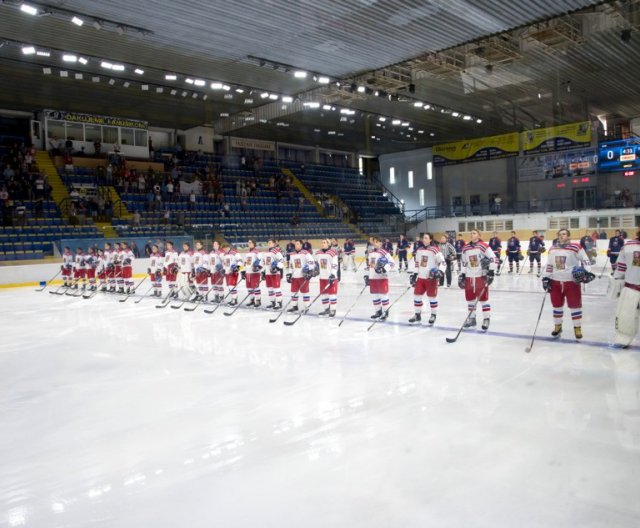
[
  {"xmin": 61, "ymin": 246, "xmax": 73, "ymax": 287},
  {"xmin": 192, "ymin": 241, "xmax": 210, "ymax": 301},
  {"xmin": 121, "ymin": 242, "xmax": 135, "ymax": 293},
  {"xmin": 84, "ymin": 247, "xmax": 98, "ymax": 291},
  {"xmin": 148, "ymin": 244, "xmax": 164, "ymax": 297},
  {"xmin": 163, "ymin": 241, "xmax": 180, "ymax": 298},
  {"xmin": 263, "ymin": 239, "xmax": 284, "ymax": 310},
  {"xmin": 541, "ymin": 228, "xmax": 593, "ymax": 339},
  {"xmin": 96, "ymin": 249, "xmax": 107, "ymax": 291},
  {"xmin": 611, "ymin": 230, "xmax": 640, "ymax": 347},
  {"xmin": 209, "ymin": 240, "xmax": 225, "ymax": 303},
  {"xmin": 177, "ymin": 242, "xmax": 195, "ymax": 299},
  {"xmin": 243, "ymin": 239, "xmax": 263, "ymax": 307},
  {"xmin": 409, "ymin": 232, "xmax": 445, "ymax": 325},
  {"xmin": 103, "ymin": 242, "xmax": 116, "ymax": 292},
  {"xmin": 73, "ymin": 246, "xmax": 87, "ymax": 290},
  {"xmin": 365, "ymin": 236, "xmax": 395, "ymax": 321},
  {"xmin": 287, "ymin": 239, "xmax": 316, "ymax": 313},
  {"xmin": 315, "ymin": 238, "xmax": 339, "ymax": 317},
  {"xmin": 221, "ymin": 244, "xmax": 243, "ymax": 306}
]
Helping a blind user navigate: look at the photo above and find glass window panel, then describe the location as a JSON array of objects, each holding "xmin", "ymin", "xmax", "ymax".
[
  {"xmin": 134, "ymin": 129, "xmax": 148, "ymax": 147},
  {"xmin": 120, "ymin": 128, "xmax": 134, "ymax": 146},
  {"xmin": 65, "ymin": 122, "xmax": 83, "ymax": 141},
  {"xmin": 85, "ymin": 124, "xmax": 102, "ymax": 143},
  {"xmin": 47, "ymin": 120, "xmax": 65, "ymax": 140},
  {"xmin": 102, "ymin": 126, "xmax": 118, "ymax": 144}
]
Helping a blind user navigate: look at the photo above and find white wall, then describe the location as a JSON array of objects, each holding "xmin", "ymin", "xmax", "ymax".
[
  {"xmin": 378, "ymin": 148, "xmax": 436, "ymax": 213},
  {"xmin": 184, "ymin": 126, "xmax": 215, "ymax": 153},
  {"xmin": 148, "ymin": 127, "xmax": 173, "ymax": 149}
]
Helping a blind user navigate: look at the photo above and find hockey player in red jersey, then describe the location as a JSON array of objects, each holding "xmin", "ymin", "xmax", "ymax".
[
  {"xmin": 542, "ymin": 228, "xmax": 593, "ymax": 339},
  {"xmin": 73, "ymin": 246, "xmax": 87, "ymax": 290},
  {"xmin": 611, "ymin": 230, "xmax": 640, "ymax": 347},
  {"xmin": 96, "ymin": 249, "xmax": 107, "ymax": 291},
  {"xmin": 209, "ymin": 240, "xmax": 225, "ymax": 303},
  {"xmin": 178, "ymin": 242, "xmax": 195, "ymax": 299},
  {"xmin": 192, "ymin": 241, "xmax": 210, "ymax": 301},
  {"xmin": 104, "ymin": 242, "xmax": 116, "ymax": 292},
  {"xmin": 85, "ymin": 246, "xmax": 98, "ymax": 291},
  {"xmin": 315, "ymin": 238, "xmax": 339, "ymax": 317},
  {"xmin": 263, "ymin": 238, "xmax": 284, "ymax": 310},
  {"xmin": 221, "ymin": 243, "xmax": 243, "ymax": 306},
  {"xmin": 459, "ymin": 229, "xmax": 497, "ymax": 331},
  {"xmin": 365, "ymin": 236, "xmax": 395, "ymax": 321},
  {"xmin": 61, "ymin": 246, "xmax": 73, "ymax": 287},
  {"xmin": 148, "ymin": 244, "xmax": 164, "ymax": 297},
  {"xmin": 243, "ymin": 239, "xmax": 263, "ymax": 307},
  {"xmin": 409, "ymin": 233, "xmax": 445, "ymax": 325},
  {"xmin": 163, "ymin": 241, "xmax": 179, "ymax": 298},
  {"xmin": 113, "ymin": 242, "xmax": 124, "ymax": 292},
  {"xmin": 287, "ymin": 239, "xmax": 316, "ymax": 313}
]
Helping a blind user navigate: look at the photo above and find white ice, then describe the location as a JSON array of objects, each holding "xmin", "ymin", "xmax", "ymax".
[{"xmin": 1, "ymin": 263, "xmax": 639, "ymax": 528}]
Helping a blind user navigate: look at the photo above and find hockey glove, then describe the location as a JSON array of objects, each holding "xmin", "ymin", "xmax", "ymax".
[
  {"xmin": 542, "ymin": 277, "xmax": 552, "ymax": 292},
  {"xmin": 583, "ymin": 271, "xmax": 596, "ymax": 283},
  {"xmin": 147, "ymin": 267, "xmax": 152, "ymax": 275},
  {"xmin": 328, "ymin": 274, "xmax": 336, "ymax": 286},
  {"xmin": 270, "ymin": 262, "xmax": 279, "ymax": 273},
  {"xmin": 486, "ymin": 270, "xmax": 495, "ymax": 285},
  {"xmin": 607, "ymin": 249, "xmax": 611, "ymax": 257},
  {"xmin": 458, "ymin": 273, "xmax": 466, "ymax": 289},
  {"xmin": 286, "ymin": 273, "xmax": 292, "ymax": 283},
  {"xmin": 410, "ymin": 273, "xmax": 417, "ymax": 287},
  {"xmin": 241, "ymin": 270, "xmax": 246, "ymax": 280},
  {"xmin": 123, "ymin": 258, "xmax": 132, "ymax": 266},
  {"xmin": 230, "ymin": 264, "xmax": 239, "ymax": 273},
  {"xmin": 364, "ymin": 274, "xmax": 370, "ymax": 287}
]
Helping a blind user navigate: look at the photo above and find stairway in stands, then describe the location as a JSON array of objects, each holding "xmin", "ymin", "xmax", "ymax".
[
  {"xmin": 35, "ymin": 151, "xmax": 69, "ymax": 211},
  {"xmin": 98, "ymin": 186, "xmax": 131, "ymax": 238}
]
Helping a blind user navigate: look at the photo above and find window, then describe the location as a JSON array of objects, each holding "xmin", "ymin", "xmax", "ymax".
[
  {"xmin": 389, "ymin": 167, "xmax": 395, "ymax": 185},
  {"xmin": 47, "ymin": 120, "xmax": 65, "ymax": 140},
  {"xmin": 419, "ymin": 188, "xmax": 425, "ymax": 207},
  {"xmin": 65, "ymin": 122, "xmax": 83, "ymax": 141},
  {"xmin": 85, "ymin": 124, "xmax": 102, "ymax": 143},
  {"xmin": 426, "ymin": 161, "xmax": 433, "ymax": 180},
  {"xmin": 134, "ymin": 129, "xmax": 148, "ymax": 147},
  {"xmin": 103, "ymin": 126, "xmax": 118, "ymax": 144},
  {"xmin": 408, "ymin": 170, "xmax": 414, "ymax": 189},
  {"xmin": 120, "ymin": 128, "xmax": 135, "ymax": 146}
]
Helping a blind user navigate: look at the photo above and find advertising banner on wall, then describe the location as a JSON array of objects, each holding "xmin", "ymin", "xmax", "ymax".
[
  {"xmin": 518, "ymin": 147, "xmax": 597, "ymax": 181},
  {"xmin": 230, "ymin": 137, "xmax": 276, "ymax": 151},
  {"xmin": 44, "ymin": 109, "xmax": 148, "ymax": 129},
  {"xmin": 521, "ymin": 121, "xmax": 591, "ymax": 154},
  {"xmin": 433, "ymin": 132, "xmax": 519, "ymax": 166}
]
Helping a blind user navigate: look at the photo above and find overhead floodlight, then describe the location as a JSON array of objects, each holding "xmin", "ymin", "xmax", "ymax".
[
  {"xmin": 192, "ymin": 93, "xmax": 198, "ymax": 99},
  {"xmin": 211, "ymin": 82, "xmax": 223, "ymax": 90},
  {"xmin": 100, "ymin": 61, "xmax": 113, "ymax": 69},
  {"xmin": 194, "ymin": 79, "xmax": 205, "ymax": 87},
  {"xmin": 293, "ymin": 71, "xmax": 307, "ymax": 78},
  {"xmin": 111, "ymin": 64, "xmax": 125, "ymax": 71},
  {"xmin": 202, "ymin": 94, "xmax": 207, "ymax": 100},
  {"xmin": 220, "ymin": 112, "xmax": 229, "ymax": 117},
  {"xmin": 75, "ymin": 73, "xmax": 83, "ymax": 80},
  {"xmin": 303, "ymin": 102, "xmax": 320, "ymax": 108},
  {"xmin": 281, "ymin": 96, "xmax": 293, "ymax": 103},
  {"xmin": 357, "ymin": 86, "xmax": 366, "ymax": 93},
  {"xmin": 62, "ymin": 54, "xmax": 77, "ymax": 63},
  {"xmin": 134, "ymin": 68, "xmax": 144, "ymax": 75},
  {"xmin": 36, "ymin": 50, "xmax": 51, "ymax": 57},
  {"xmin": 22, "ymin": 46, "xmax": 36, "ymax": 55},
  {"xmin": 59, "ymin": 71, "xmax": 68, "ymax": 77},
  {"xmin": 418, "ymin": 130, "xmax": 424, "ymax": 134},
  {"xmin": 123, "ymin": 81, "xmax": 130, "ymax": 88},
  {"xmin": 170, "ymin": 89, "xmax": 177, "ymax": 95},
  {"xmin": 235, "ymin": 88, "xmax": 244, "ymax": 93},
  {"xmin": 463, "ymin": 115, "xmax": 472, "ymax": 121},
  {"xmin": 476, "ymin": 119, "xmax": 482, "ymax": 124},
  {"xmin": 268, "ymin": 94, "xmax": 278, "ymax": 100},
  {"xmin": 156, "ymin": 87, "xmax": 163, "ymax": 93},
  {"xmin": 413, "ymin": 102, "xmax": 424, "ymax": 107},
  {"xmin": 165, "ymin": 74, "xmax": 177, "ymax": 81},
  {"xmin": 71, "ymin": 16, "xmax": 84, "ymax": 26},
  {"xmin": 244, "ymin": 98, "xmax": 254, "ymax": 104},
  {"xmin": 185, "ymin": 78, "xmax": 194, "ymax": 84},
  {"xmin": 20, "ymin": 4, "xmax": 38, "ymax": 16},
  {"xmin": 328, "ymin": 131, "xmax": 336, "ymax": 135},
  {"xmin": 392, "ymin": 119, "xmax": 401, "ymax": 125},
  {"xmin": 430, "ymin": 132, "xmax": 435, "ymax": 137},
  {"xmin": 423, "ymin": 104, "xmax": 431, "ymax": 110},
  {"xmin": 141, "ymin": 84, "xmax": 149, "ymax": 91},
  {"xmin": 182, "ymin": 91, "xmax": 188, "ymax": 97},
  {"xmin": 260, "ymin": 92, "xmax": 269, "ymax": 98},
  {"xmin": 378, "ymin": 116, "xmax": 386, "ymax": 122},
  {"xmin": 42, "ymin": 67, "xmax": 51, "ymax": 74},
  {"xmin": 322, "ymin": 105, "xmax": 331, "ymax": 110},
  {"xmin": 78, "ymin": 57, "xmax": 88, "ymax": 64},
  {"xmin": 317, "ymin": 76, "xmax": 330, "ymax": 84},
  {"xmin": 222, "ymin": 85, "xmax": 231, "ymax": 91},
  {"xmin": 452, "ymin": 111, "xmax": 460, "ymax": 117},
  {"xmin": 109, "ymin": 79, "xmax": 116, "ymax": 85}
]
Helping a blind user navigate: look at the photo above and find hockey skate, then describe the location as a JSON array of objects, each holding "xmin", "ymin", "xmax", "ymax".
[
  {"xmin": 228, "ymin": 299, "xmax": 238, "ymax": 306},
  {"xmin": 329, "ymin": 310, "xmax": 336, "ymax": 318},
  {"xmin": 318, "ymin": 307, "xmax": 331, "ymax": 317},
  {"xmin": 574, "ymin": 326, "xmax": 583, "ymax": 340},
  {"xmin": 287, "ymin": 305, "xmax": 299, "ymax": 313},
  {"xmin": 371, "ymin": 309, "xmax": 382, "ymax": 319},
  {"xmin": 247, "ymin": 298, "xmax": 255, "ymax": 307},
  {"xmin": 551, "ymin": 324, "xmax": 562, "ymax": 337},
  {"xmin": 408, "ymin": 313, "xmax": 421, "ymax": 324},
  {"xmin": 378, "ymin": 310, "xmax": 389, "ymax": 322},
  {"xmin": 528, "ymin": 269, "xmax": 533, "ymax": 274},
  {"xmin": 254, "ymin": 300, "xmax": 261, "ymax": 308},
  {"xmin": 481, "ymin": 318, "xmax": 490, "ymax": 331},
  {"xmin": 463, "ymin": 316, "xmax": 477, "ymax": 328},
  {"xmin": 428, "ymin": 313, "xmax": 437, "ymax": 325}
]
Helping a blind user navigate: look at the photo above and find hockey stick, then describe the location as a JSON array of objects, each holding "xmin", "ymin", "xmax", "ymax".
[
  {"xmin": 337, "ymin": 283, "xmax": 369, "ymax": 327},
  {"xmin": 171, "ymin": 285, "xmax": 198, "ymax": 309},
  {"xmin": 119, "ymin": 275, "xmax": 149, "ymax": 302},
  {"xmin": 598, "ymin": 257, "xmax": 609, "ymax": 279},
  {"xmin": 184, "ymin": 280, "xmax": 218, "ymax": 312},
  {"xmin": 283, "ymin": 279, "xmax": 334, "ymax": 326},
  {"xmin": 445, "ymin": 281, "xmax": 491, "ymax": 343},
  {"xmin": 367, "ymin": 284, "xmax": 412, "ymax": 331},
  {"xmin": 269, "ymin": 277, "xmax": 312, "ymax": 323},
  {"xmin": 134, "ymin": 281, "xmax": 156, "ymax": 303},
  {"xmin": 224, "ymin": 273, "xmax": 265, "ymax": 316},
  {"xmin": 204, "ymin": 276, "xmax": 245, "ymax": 314},
  {"xmin": 35, "ymin": 269, "xmax": 61, "ymax": 292},
  {"xmin": 524, "ymin": 292, "xmax": 548, "ymax": 353},
  {"xmin": 49, "ymin": 280, "xmax": 70, "ymax": 295}
]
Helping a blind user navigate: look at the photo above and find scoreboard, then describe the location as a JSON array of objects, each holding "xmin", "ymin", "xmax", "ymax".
[{"xmin": 598, "ymin": 138, "xmax": 640, "ymax": 172}]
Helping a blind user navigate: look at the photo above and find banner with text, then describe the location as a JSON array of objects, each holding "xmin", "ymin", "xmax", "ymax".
[
  {"xmin": 518, "ymin": 147, "xmax": 597, "ymax": 181},
  {"xmin": 521, "ymin": 121, "xmax": 591, "ymax": 154},
  {"xmin": 230, "ymin": 137, "xmax": 276, "ymax": 152},
  {"xmin": 45, "ymin": 109, "xmax": 148, "ymax": 130},
  {"xmin": 433, "ymin": 132, "xmax": 519, "ymax": 166}
]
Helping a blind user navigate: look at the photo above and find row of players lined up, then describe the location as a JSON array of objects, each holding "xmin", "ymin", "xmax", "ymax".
[{"xmin": 55, "ymin": 228, "xmax": 640, "ymax": 347}]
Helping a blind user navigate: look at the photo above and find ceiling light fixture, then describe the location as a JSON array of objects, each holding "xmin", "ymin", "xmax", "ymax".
[
  {"xmin": 134, "ymin": 68, "xmax": 144, "ymax": 75},
  {"xmin": 185, "ymin": 78, "xmax": 194, "ymax": 84},
  {"xmin": 21, "ymin": 46, "xmax": 36, "ymax": 55},
  {"xmin": 71, "ymin": 16, "xmax": 84, "ymax": 26},
  {"xmin": 78, "ymin": 57, "xmax": 88, "ymax": 64},
  {"xmin": 303, "ymin": 102, "xmax": 320, "ymax": 108},
  {"xmin": 235, "ymin": 88, "xmax": 244, "ymax": 93},
  {"xmin": 20, "ymin": 4, "xmax": 38, "ymax": 16},
  {"xmin": 211, "ymin": 82, "xmax": 224, "ymax": 90},
  {"xmin": 123, "ymin": 82, "xmax": 130, "ymax": 88},
  {"xmin": 36, "ymin": 50, "xmax": 51, "ymax": 57},
  {"xmin": 357, "ymin": 86, "xmax": 366, "ymax": 93},
  {"xmin": 74, "ymin": 73, "xmax": 83, "ymax": 80},
  {"xmin": 259, "ymin": 92, "xmax": 269, "ymax": 98},
  {"xmin": 317, "ymin": 76, "xmax": 330, "ymax": 84},
  {"xmin": 165, "ymin": 74, "xmax": 177, "ymax": 80},
  {"xmin": 62, "ymin": 54, "xmax": 77, "ymax": 63},
  {"xmin": 142, "ymin": 85, "xmax": 149, "ymax": 91},
  {"xmin": 42, "ymin": 67, "xmax": 51, "ymax": 74},
  {"xmin": 294, "ymin": 71, "xmax": 307, "ymax": 78},
  {"xmin": 281, "ymin": 96, "xmax": 293, "ymax": 103}
]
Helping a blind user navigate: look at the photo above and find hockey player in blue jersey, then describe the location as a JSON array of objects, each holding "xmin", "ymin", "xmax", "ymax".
[
  {"xmin": 506, "ymin": 231, "xmax": 521, "ymax": 273},
  {"xmin": 607, "ymin": 229, "xmax": 625, "ymax": 274},
  {"xmin": 454, "ymin": 234, "xmax": 465, "ymax": 273},
  {"xmin": 488, "ymin": 231, "xmax": 502, "ymax": 275},
  {"xmin": 527, "ymin": 230, "xmax": 545, "ymax": 276},
  {"xmin": 395, "ymin": 234, "xmax": 410, "ymax": 272}
]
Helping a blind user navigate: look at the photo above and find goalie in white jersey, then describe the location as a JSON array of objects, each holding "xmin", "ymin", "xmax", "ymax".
[
  {"xmin": 611, "ymin": 231, "xmax": 640, "ymax": 347},
  {"xmin": 409, "ymin": 233, "xmax": 445, "ymax": 325}
]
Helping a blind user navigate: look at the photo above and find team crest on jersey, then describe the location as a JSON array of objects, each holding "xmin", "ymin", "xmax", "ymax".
[
  {"xmin": 420, "ymin": 255, "xmax": 428, "ymax": 267},
  {"xmin": 294, "ymin": 260, "xmax": 301, "ymax": 268},
  {"xmin": 320, "ymin": 260, "xmax": 328, "ymax": 269},
  {"xmin": 555, "ymin": 256, "xmax": 566, "ymax": 269},
  {"xmin": 633, "ymin": 252, "xmax": 640, "ymax": 266},
  {"xmin": 265, "ymin": 256, "xmax": 272, "ymax": 265},
  {"xmin": 469, "ymin": 255, "xmax": 478, "ymax": 267}
]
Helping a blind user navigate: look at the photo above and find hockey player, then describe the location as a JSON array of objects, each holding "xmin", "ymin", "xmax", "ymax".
[
  {"xmin": 365, "ymin": 236, "xmax": 395, "ymax": 320},
  {"xmin": 73, "ymin": 246, "xmax": 87, "ymax": 290},
  {"xmin": 287, "ymin": 239, "xmax": 316, "ymax": 313},
  {"xmin": 488, "ymin": 231, "xmax": 502, "ymax": 275},
  {"xmin": 192, "ymin": 241, "xmax": 210, "ymax": 301},
  {"xmin": 121, "ymin": 241, "xmax": 135, "ymax": 293},
  {"xmin": 506, "ymin": 231, "xmax": 522, "ymax": 273},
  {"xmin": 163, "ymin": 241, "xmax": 179, "ymax": 298},
  {"xmin": 85, "ymin": 247, "xmax": 98, "ymax": 291},
  {"xmin": 221, "ymin": 243, "xmax": 243, "ymax": 305},
  {"xmin": 148, "ymin": 244, "xmax": 164, "ymax": 297},
  {"xmin": 579, "ymin": 229, "xmax": 598, "ymax": 265},
  {"xmin": 396, "ymin": 234, "xmax": 409, "ymax": 272},
  {"xmin": 411, "ymin": 236, "xmax": 424, "ymax": 270},
  {"xmin": 209, "ymin": 240, "xmax": 225, "ymax": 303},
  {"xmin": 541, "ymin": 228, "xmax": 594, "ymax": 339},
  {"xmin": 382, "ymin": 238, "xmax": 394, "ymax": 254},
  {"xmin": 285, "ymin": 240, "xmax": 295, "ymax": 267},
  {"xmin": 527, "ymin": 230, "xmax": 545, "ymax": 276},
  {"xmin": 243, "ymin": 239, "xmax": 263, "ymax": 307},
  {"xmin": 459, "ymin": 229, "xmax": 497, "ymax": 331},
  {"xmin": 103, "ymin": 242, "xmax": 115, "ymax": 292},
  {"xmin": 343, "ymin": 239, "xmax": 356, "ymax": 271},
  {"xmin": 178, "ymin": 242, "xmax": 195, "ymax": 299},
  {"xmin": 315, "ymin": 238, "xmax": 339, "ymax": 317},
  {"xmin": 263, "ymin": 238, "xmax": 284, "ymax": 310},
  {"xmin": 454, "ymin": 234, "xmax": 465, "ymax": 272},
  {"xmin": 61, "ymin": 246, "xmax": 73, "ymax": 287},
  {"xmin": 607, "ymin": 229, "xmax": 625, "ymax": 274},
  {"xmin": 611, "ymin": 230, "xmax": 640, "ymax": 347},
  {"xmin": 331, "ymin": 238, "xmax": 343, "ymax": 280},
  {"xmin": 113, "ymin": 242, "xmax": 123, "ymax": 292},
  {"xmin": 96, "ymin": 249, "xmax": 107, "ymax": 291},
  {"xmin": 409, "ymin": 232, "xmax": 444, "ymax": 325},
  {"xmin": 439, "ymin": 235, "xmax": 455, "ymax": 288}
]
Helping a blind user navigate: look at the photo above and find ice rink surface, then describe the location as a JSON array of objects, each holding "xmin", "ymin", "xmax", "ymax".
[{"xmin": 1, "ymin": 262, "xmax": 639, "ymax": 527}]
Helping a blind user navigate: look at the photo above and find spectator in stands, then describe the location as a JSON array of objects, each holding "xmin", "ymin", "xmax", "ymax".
[
  {"xmin": 138, "ymin": 173, "xmax": 146, "ymax": 193},
  {"xmin": 106, "ymin": 164, "xmax": 113, "ymax": 185},
  {"xmin": 93, "ymin": 139, "xmax": 101, "ymax": 157},
  {"xmin": 2, "ymin": 164, "xmax": 15, "ymax": 181},
  {"xmin": 76, "ymin": 146, "xmax": 86, "ymax": 157},
  {"xmin": 48, "ymin": 136, "xmax": 60, "ymax": 156},
  {"xmin": 240, "ymin": 196, "xmax": 248, "ymax": 212},
  {"xmin": 97, "ymin": 195, "xmax": 105, "ymax": 221},
  {"xmin": 0, "ymin": 185, "xmax": 8, "ymax": 206},
  {"xmin": 249, "ymin": 179, "xmax": 257, "ymax": 196},
  {"xmin": 166, "ymin": 180, "xmax": 174, "ymax": 202},
  {"xmin": 492, "ymin": 193, "xmax": 502, "ymax": 214},
  {"xmin": 34, "ymin": 196, "xmax": 44, "ymax": 217},
  {"xmin": 132, "ymin": 210, "xmax": 141, "ymax": 228},
  {"xmin": 268, "ymin": 175, "xmax": 275, "ymax": 190},
  {"xmin": 105, "ymin": 197, "xmax": 113, "ymax": 219},
  {"xmin": 189, "ymin": 190, "xmax": 197, "ymax": 211},
  {"xmin": 144, "ymin": 240, "xmax": 153, "ymax": 257},
  {"xmin": 148, "ymin": 138, "xmax": 154, "ymax": 159},
  {"xmin": 113, "ymin": 142, "xmax": 121, "ymax": 154},
  {"xmin": 290, "ymin": 214, "xmax": 299, "ymax": 226},
  {"xmin": 146, "ymin": 190, "xmax": 155, "ymax": 212},
  {"xmin": 221, "ymin": 203, "xmax": 230, "ymax": 218},
  {"xmin": 621, "ymin": 188, "xmax": 633, "ymax": 207},
  {"xmin": 297, "ymin": 195, "xmax": 305, "ymax": 212},
  {"xmin": 163, "ymin": 208, "xmax": 171, "ymax": 224},
  {"xmin": 240, "ymin": 155, "xmax": 247, "ymax": 169}
]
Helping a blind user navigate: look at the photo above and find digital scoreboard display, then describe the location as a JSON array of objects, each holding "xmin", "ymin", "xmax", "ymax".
[{"xmin": 598, "ymin": 138, "xmax": 640, "ymax": 172}]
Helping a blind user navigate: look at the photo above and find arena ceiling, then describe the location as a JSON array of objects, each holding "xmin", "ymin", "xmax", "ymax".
[{"xmin": 0, "ymin": 0, "xmax": 639, "ymax": 154}]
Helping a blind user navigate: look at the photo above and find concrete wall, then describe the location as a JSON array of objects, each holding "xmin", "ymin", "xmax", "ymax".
[{"xmin": 184, "ymin": 126, "xmax": 215, "ymax": 153}]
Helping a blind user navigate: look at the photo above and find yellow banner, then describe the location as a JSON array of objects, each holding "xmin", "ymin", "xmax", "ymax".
[
  {"xmin": 521, "ymin": 121, "xmax": 591, "ymax": 153},
  {"xmin": 432, "ymin": 132, "xmax": 519, "ymax": 166}
]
